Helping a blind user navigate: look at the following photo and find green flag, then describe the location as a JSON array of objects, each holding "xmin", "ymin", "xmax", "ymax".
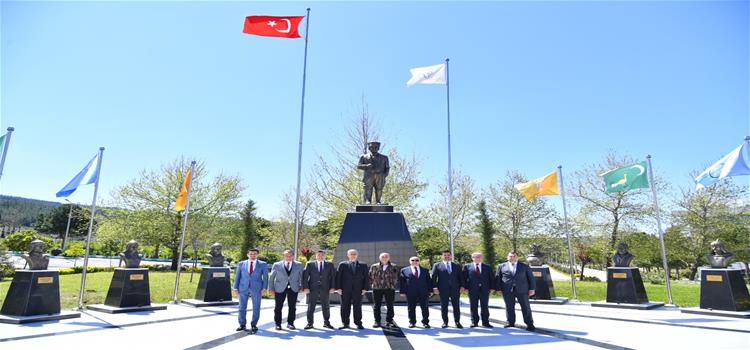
[
  {"xmin": 0, "ymin": 134, "xmax": 5, "ymax": 157},
  {"xmin": 601, "ymin": 161, "xmax": 649, "ymax": 193}
]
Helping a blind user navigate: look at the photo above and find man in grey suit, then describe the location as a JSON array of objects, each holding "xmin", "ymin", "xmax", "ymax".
[
  {"xmin": 496, "ymin": 251, "xmax": 536, "ymax": 331},
  {"xmin": 302, "ymin": 250, "xmax": 335, "ymax": 329},
  {"xmin": 233, "ymin": 248, "xmax": 268, "ymax": 334},
  {"xmin": 269, "ymin": 249, "xmax": 303, "ymax": 330}
]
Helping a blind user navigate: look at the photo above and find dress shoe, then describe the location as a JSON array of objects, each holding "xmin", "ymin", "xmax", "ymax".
[
  {"xmin": 527, "ymin": 325, "xmax": 536, "ymax": 331},
  {"xmin": 408, "ymin": 323, "xmax": 416, "ymax": 328},
  {"xmin": 455, "ymin": 323, "xmax": 464, "ymax": 329},
  {"xmin": 251, "ymin": 326, "xmax": 258, "ymax": 334},
  {"xmin": 385, "ymin": 322, "xmax": 396, "ymax": 328},
  {"xmin": 338, "ymin": 324, "xmax": 350, "ymax": 330},
  {"xmin": 236, "ymin": 326, "xmax": 246, "ymax": 331},
  {"xmin": 323, "ymin": 323, "xmax": 334, "ymax": 329},
  {"xmin": 423, "ymin": 323, "xmax": 431, "ymax": 329},
  {"xmin": 441, "ymin": 323, "xmax": 449, "ymax": 328},
  {"xmin": 373, "ymin": 323, "xmax": 381, "ymax": 328},
  {"xmin": 356, "ymin": 324, "xmax": 365, "ymax": 330},
  {"xmin": 287, "ymin": 324, "xmax": 296, "ymax": 330},
  {"xmin": 470, "ymin": 323, "xmax": 478, "ymax": 328},
  {"xmin": 304, "ymin": 324, "xmax": 314, "ymax": 330},
  {"xmin": 504, "ymin": 324, "xmax": 515, "ymax": 328},
  {"xmin": 483, "ymin": 323, "xmax": 493, "ymax": 328},
  {"xmin": 275, "ymin": 325, "xmax": 282, "ymax": 330}
]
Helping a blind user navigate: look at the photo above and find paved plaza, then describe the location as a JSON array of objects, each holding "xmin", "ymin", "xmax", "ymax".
[{"xmin": 0, "ymin": 297, "xmax": 747, "ymax": 350}]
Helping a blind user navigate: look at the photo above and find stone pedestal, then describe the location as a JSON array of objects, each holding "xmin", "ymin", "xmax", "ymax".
[
  {"xmin": 333, "ymin": 208, "xmax": 416, "ymax": 269},
  {"xmin": 0, "ymin": 270, "xmax": 82, "ymax": 323},
  {"xmin": 181, "ymin": 267, "xmax": 238, "ymax": 307},
  {"xmin": 88, "ymin": 268, "xmax": 166, "ymax": 313},
  {"xmin": 529, "ymin": 266, "xmax": 567, "ymax": 304},
  {"xmin": 591, "ymin": 267, "xmax": 663, "ymax": 310},
  {"xmin": 698, "ymin": 269, "xmax": 750, "ymax": 312}
]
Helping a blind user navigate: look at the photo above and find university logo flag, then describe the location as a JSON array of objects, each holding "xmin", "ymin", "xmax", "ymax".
[
  {"xmin": 601, "ymin": 161, "xmax": 649, "ymax": 193},
  {"xmin": 0, "ymin": 134, "xmax": 6, "ymax": 158},
  {"xmin": 56, "ymin": 153, "xmax": 100, "ymax": 198},
  {"xmin": 514, "ymin": 171, "xmax": 559, "ymax": 201},
  {"xmin": 695, "ymin": 143, "xmax": 750, "ymax": 189},
  {"xmin": 406, "ymin": 64, "xmax": 447, "ymax": 86},
  {"xmin": 174, "ymin": 167, "xmax": 193, "ymax": 212},
  {"xmin": 243, "ymin": 15, "xmax": 305, "ymax": 38}
]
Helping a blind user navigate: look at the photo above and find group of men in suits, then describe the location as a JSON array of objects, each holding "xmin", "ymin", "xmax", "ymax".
[{"xmin": 232, "ymin": 248, "xmax": 536, "ymax": 334}]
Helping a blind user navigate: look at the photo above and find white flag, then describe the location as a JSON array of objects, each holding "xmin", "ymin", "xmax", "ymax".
[
  {"xmin": 406, "ymin": 63, "xmax": 446, "ymax": 86},
  {"xmin": 695, "ymin": 142, "xmax": 750, "ymax": 189}
]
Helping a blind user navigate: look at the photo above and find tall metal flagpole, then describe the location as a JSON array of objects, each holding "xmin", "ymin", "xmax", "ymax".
[
  {"xmin": 172, "ymin": 160, "xmax": 196, "ymax": 303},
  {"xmin": 558, "ymin": 166, "xmax": 577, "ymax": 300},
  {"xmin": 0, "ymin": 127, "xmax": 15, "ymax": 184},
  {"xmin": 77, "ymin": 147, "xmax": 104, "ymax": 310},
  {"xmin": 446, "ymin": 58, "xmax": 455, "ymax": 257},
  {"xmin": 292, "ymin": 8, "xmax": 311, "ymax": 260},
  {"xmin": 646, "ymin": 155, "xmax": 673, "ymax": 304}
]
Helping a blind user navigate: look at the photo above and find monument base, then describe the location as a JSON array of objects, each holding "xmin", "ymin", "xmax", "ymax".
[
  {"xmin": 0, "ymin": 310, "xmax": 80, "ymax": 324},
  {"xmin": 87, "ymin": 304, "xmax": 167, "ymax": 314},
  {"xmin": 698, "ymin": 269, "xmax": 750, "ymax": 312},
  {"xmin": 104, "ymin": 268, "xmax": 152, "ymax": 308},
  {"xmin": 181, "ymin": 299, "xmax": 239, "ymax": 307},
  {"xmin": 1, "ymin": 270, "xmax": 61, "ymax": 316},
  {"xmin": 591, "ymin": 301, "xmax": 664, "ymax": 310},
  {"xmin": 530, "ymin": 297, "xmax": 568, "ymax": 305},
  {"xmin": 355, "ymin": 205, "xmax": 394, "ymax": 213},
  {"xmin": 605, "ymin": 267, "xmax": 650, "ymax": 304},
  {"xmin": 194, "ymin": 267, "xmax": 233, "ymax": 302},
  {"xmin": 333, "ymin": 211, "xmax": 417, "ymax": 268},
  {"xmin": 529, "ymin": 266, "xmax": 556, "ymax": 300},
  {"xmin": 680, "ymin": 307, "xmax": 750, "ymax": 319}
]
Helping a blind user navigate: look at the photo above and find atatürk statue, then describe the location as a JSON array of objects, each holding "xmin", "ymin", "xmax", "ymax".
[
  {"xmin": 22, "ymin": 237, "xmax": 50, "ymax": 270},
  {"xmin": 526, "ymin": 244, "xmax": 546, "ymax": 266},
  {"xmin": 206, "ymin": 242, "xmax": 225, "ymax": 267},
  {"xmin": 357, "ymin": 141, "xmax": 390, "ymax": 204},
  {"xmin": 612, "ymin": 242, "xmax": 634, "ymax": 267},
  {"xmin": 707, "ymin": 239, "xmax": 733, "ymax": 268},
  {"xmin": 120, "ymin": 240, "xmax": 142, "ymax": 268}
]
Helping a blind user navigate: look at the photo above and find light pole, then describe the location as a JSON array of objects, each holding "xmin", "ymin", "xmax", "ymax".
[{"xmin": 62, "ymin": 199, "xmax": 74, "ymax": 252}]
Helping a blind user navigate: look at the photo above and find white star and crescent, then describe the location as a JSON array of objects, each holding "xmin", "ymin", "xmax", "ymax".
[{"xmin": 267, "ymin": 18, "xmax": 292, "ymax": 33}]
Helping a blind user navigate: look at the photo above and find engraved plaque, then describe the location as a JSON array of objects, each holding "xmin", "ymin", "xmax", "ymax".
[
  {"xmin": 212, "ymin": 272, "xmax": 226, "ymax": 278},
  {"xmin": 705, "ymin": 275, "xmax": 723, "ymax": 282},
  {"xmin": 37, "ymin": 277, "xmax": 54, "ymax": 284},
  {"xmin": 532, "ymin": 272, "xmax": 542, "ymax": 277},
  {"xmin": 130, "ymin": 274, "xmax": 144, "ymax": 281},
  {"xmin": 612, "ymin": 272, "xmax": 628, "ymax": 279}
]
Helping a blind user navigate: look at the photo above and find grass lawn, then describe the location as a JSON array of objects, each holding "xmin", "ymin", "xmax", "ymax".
[{"xmin": 552, "ymin": 280, "xmax": 702, "ymax": 307}]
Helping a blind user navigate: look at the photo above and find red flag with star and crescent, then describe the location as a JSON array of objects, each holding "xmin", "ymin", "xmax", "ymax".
[{"xmin": 243, "ymin": 15, "xmax": 304, "ymax": 38}]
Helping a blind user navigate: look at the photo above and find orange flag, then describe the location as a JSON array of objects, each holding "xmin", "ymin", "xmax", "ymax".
[
  {"xmin": 514, "ymin": 171, "xmax": 560, "ymax": 201},
  {"xmin": 174, "ymin": 167, "xmax": 192, "ymax": 212}
]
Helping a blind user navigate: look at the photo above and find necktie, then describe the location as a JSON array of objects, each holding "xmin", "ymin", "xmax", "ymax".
[
  {"xmin": 249, "ymin": 261, "xmax": 254, "ymax": 274},
  {"xmin": 414, "ymin": 267, "xmax": 419, "ymax": 278},
  {"xmin": 351, "ymin": 261, "xmax": 356, "ymax": 273},
  {"xmin": 512, "ymin": 263, "xmax": 516, "ymax": 276},
  {"xmin": 318, "ymin": 262, "xmax": 322, "ymax": 273},
  {"xmin": 446, "ymin": 261, "xmax": 451, "ymax": 274},
  {"xmin": 286, "ymin": 262, "xmax": 291, "ymax": 272},
  {"xmin": 475, "ymin": 264, "xmax": 481, "ymax": 277}
]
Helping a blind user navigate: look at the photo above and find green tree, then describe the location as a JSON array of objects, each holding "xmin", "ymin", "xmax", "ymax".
[
  {"xmin": 412, "ymin": 226, "xmax": 447, "ymax": 265},
  {"xmin": 477, "ymin": 200, "xmax": 498, "ymax": 267},
  {"xmin": 34, "ymin": 204, "xmax": 91, "ymax": 240},
  {"xmin": 3, "ymin": 230, "xmax": 55, "ymax": 252},
  {"xmin": 0, "ymin": 239, "xmax": 15, "ymax": 281},
  {"xmin": 239, "ymin": 199, "xmax": 261, "ymax": 261}
]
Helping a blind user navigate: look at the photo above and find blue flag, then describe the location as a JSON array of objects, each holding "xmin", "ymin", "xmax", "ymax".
[
  {"xmin": 56, "ymin": 153, "xmax": 100, "ymax": 198},
  {"xmin": 695, "ymin": 143, "xmax": 750, "ymax": 189}
]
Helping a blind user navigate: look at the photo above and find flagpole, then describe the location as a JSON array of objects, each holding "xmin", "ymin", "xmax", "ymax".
[
  {"xmin": 445, "ymin": 58, "xmax": 455, "ymax": 257},
  {"xmin": 558, "ymin": 165, "xmax": 577, "ymax": 300},
  {"xmin": 646, "ymin": 155, "xmax": 673, "ymax": 305},
  {"xmin": 0, "ymin": 127, "xmax": 15, "ymax": 184},
  {"xmin": 77, "ymin": 147, "xmax": 104, "ymax": 310},
  {"xmin": 172, "ymin": 160, "xmax": 196, "ymax": 303},
  {"xmin": 292, "ymin": 8, "xmax": 311, "ymax": 261}
]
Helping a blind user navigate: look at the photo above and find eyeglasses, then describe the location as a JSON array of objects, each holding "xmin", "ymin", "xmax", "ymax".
[{"xmin": 410, "ymin": 259, "xmax": 420, "ymax": 262}]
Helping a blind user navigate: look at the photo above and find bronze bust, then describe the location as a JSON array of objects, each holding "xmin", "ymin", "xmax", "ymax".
[
  {"xmin": 206, "ymin": 242, "xmax": 225, "ymax": 267},
  {"xmin": 612, "ymin": 242, "xmax": 634, "ymax": 267},
  {"xmin": 526, "ymin": 244, "xmax": 546, "ymax": 266},
  {"xmin": 22, "ymin": 238, "xmax": 50, "ymax": 270},
  {"xmin": 119, "ymin": 240, "xmax": 142, "ymax": 268},
  {"xmin": 707, "ymin": 239, "xmax": 732, "ymax": 268},
  {"xmin": 357, "ymin": 141, "xmax": 390, "ymax": 204}
]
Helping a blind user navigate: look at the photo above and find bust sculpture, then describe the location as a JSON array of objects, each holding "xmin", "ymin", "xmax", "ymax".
[
  {"xmin": 22, "ymin": 237, "xmax": 50, "ymax": 270},
  {"xmin": 206, "ymin": 242, "xmax": 225, "ymax": 267},
  {"xmin": 119, "ymin": 240, "xmax": 142, "ymax": 268},
  {"xmin": 526, "ymin": 244, "xmax": 546, "ymax": 266},
  {"xmin": 707, "ymin": 239, "xmax": 733, "ymax": 268},
  {"xmin": 612, "ymin": 242, "xmax": 634, "ymax": 267},
  {"xmin": 357, "ymin": 141, "xmax": 390, "ymax": 204}
]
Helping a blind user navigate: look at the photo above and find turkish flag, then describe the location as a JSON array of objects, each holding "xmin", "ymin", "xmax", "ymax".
[{"xmin": 243, "ymin": 16, "xmax": 304, "ymax": 38}]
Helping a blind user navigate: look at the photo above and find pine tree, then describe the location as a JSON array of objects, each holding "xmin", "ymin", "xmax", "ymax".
[
  {"xmin": 239, "ymin": 199, "xmax": 260, "ymax": 261},
  {"xmin": 477, "ymin": 200, "xmax": 498, "ymax": 267}
]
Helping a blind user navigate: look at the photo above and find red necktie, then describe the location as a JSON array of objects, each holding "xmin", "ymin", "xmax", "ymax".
[
  {"xmin": 414, "ymin": 267, "xmax": 419, "ymax": 278},
  {"xmin": 249, "ymin": 261, "xmax": 254, "ymax": 274},
  {"xmin": 475, "ymin": 264, "xmax": 480, "ymax": 277}
]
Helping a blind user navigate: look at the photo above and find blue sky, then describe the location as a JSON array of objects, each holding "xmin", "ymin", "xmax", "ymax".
[{"xmin": 1, "ymin": 1, "xmax": 748, "ymax": 218}]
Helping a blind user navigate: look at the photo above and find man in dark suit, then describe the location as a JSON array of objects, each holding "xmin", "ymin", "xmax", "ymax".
[
  {"xmin": 462, "ymin": 252, "xmax": 495, "ymax": 328},
  {"xmin": 496, "ymin": 251, "xmax": 536, "ymax": 331},
  {"xmin": 432, "ymin": 250, "xmax": 464, "ymax": 329},
  {"xmin": 302, "ymin": 250, "xmax": 336, "ymax": 329},
  {"xmin": 399, "ymin": 256, "xmax": 433, "ymax": 328},
  {"xmin": 335, "ymin": 249, "xmax": 369, "ymax": 329}
]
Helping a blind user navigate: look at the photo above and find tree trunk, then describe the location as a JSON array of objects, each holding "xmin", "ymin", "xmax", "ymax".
[
  {"xmin": 580, "ymin": 263, "xmax": 587, "ymax": 281},
  {"xmin": 171, "ymin": 246, "xmax": 179, "ymax": 270}
]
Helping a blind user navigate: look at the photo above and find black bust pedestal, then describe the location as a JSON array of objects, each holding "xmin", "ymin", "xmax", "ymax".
[
  {"xmin": 529, "ymin": 266, "xmax": 567, "ymax": 304},
  {"xmin": 87, "ymin": 268, "xmax": 166, "ymax": 313},
  {"xmin": 681, "ymin": 269, "xmax": 750, "ymax": 318},
  {"xmin": 591, "ymin": 267, "xmax": 663, "ymax": 310},
  {"xmin": 182, "ymin": 267, "xmax": 238, "ymax": 307},
  {"xmin": 0, "ymin": 270, "xmax": 81, "ymax": 324},
  {"xmin": 333, "ymin": 207, "xmax": 416, "ymax": 269}
]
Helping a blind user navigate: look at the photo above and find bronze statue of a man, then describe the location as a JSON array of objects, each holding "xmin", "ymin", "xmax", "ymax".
[
  {"xmin": 707, "ymin": 239, "xmax": 733, "ymax": 268},
  {"xmin": 612, "ymin": 242, "xmax": 634, "ymax": 267},
  {"xmin": 120, "ymin": 240, "xmax": 142, "ymax": 268},
  {"xmin": 22, "ymin": 237, "xmax": 50, "ymax": 270},
  {"xmin": 206, "ymin": 242, "xmax": 225, "ymax": 267},
  {"xmin": 357, "ymin": 141, "xmax": 390, "ymax": 204},
  {"xmin": 526, "ymin": 244, "xmax": 546, "ymax": 266}
]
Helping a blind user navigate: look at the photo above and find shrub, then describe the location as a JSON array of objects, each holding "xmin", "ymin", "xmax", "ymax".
[
  {"xmin": 4, "ymin": 231, "xmax": 56, "ymax": 252},
  {"xmin": 0, "ymin": 240, "xmax": 15, "ymax": 281},
  {"xmin": 62, "ymin": 241, "xmax": 87, "ymax": 257}
]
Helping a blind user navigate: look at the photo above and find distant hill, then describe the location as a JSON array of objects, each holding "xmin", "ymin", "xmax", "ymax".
[{"xmin": 0, "ymin": 195, "xmax": 61, "ymax": 230}]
